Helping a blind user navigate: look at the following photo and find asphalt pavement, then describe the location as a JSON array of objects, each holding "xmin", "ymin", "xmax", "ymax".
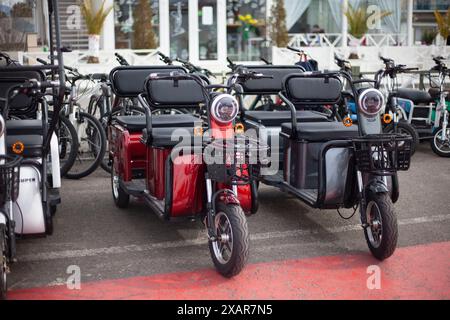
[{"xmin": 8, "ymin": 142, "xmax": 450, "ymax": 298}]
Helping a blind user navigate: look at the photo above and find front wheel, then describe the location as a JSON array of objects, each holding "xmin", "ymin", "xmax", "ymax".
[
  {"xmin": 208, "ymin": 203, "xmax": 249, "ymax": 278},
  {"xmin": 363, "ymin": 192, "xmax": 398, "ymax": 260},
  {"xmin": 384, "ymin": 121, "xmax": 419, "ymax": 155},
  {"xmin": 430, "ymin": 127, "xmax": 450, "ymax": 157},
  {"xmin": 0, "ymin": 224, "xmax": 8, "ymax": 300}
]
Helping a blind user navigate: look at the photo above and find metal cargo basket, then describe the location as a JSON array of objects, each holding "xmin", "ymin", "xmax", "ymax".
[
  {"xmin": 352, "ymin": 134, "xmax": 412, "ymax": 175},
  {"xmin": 0, "ymin": 155, "xmax": 22, "ymax": 206},
  {"xmin": 204, "ymin": 135, "xmax": 269, "ymax": 184}
]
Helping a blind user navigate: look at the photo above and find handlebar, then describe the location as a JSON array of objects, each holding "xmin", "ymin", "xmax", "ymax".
[
  {"xmin": 227, "ymin": 57, "xmax": 238, "ymax": 70},
  {"xmin": 157, "ymin": 51, "xmax": 173, "ymax": 65},
  {"xmin": 260, "ymin": 57, "xmax": 272, "ymax": 65},
  {"xmin": 115, "ymin": 53, "xmax": 129, "ymax": 66},
  {"xmin": 287, "ymin": 46, "xmax": 302, "ymax": 53}
]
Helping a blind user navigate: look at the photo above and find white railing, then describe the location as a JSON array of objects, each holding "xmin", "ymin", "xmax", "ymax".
[
  {"xmin": 272, "ymin": 45, "xmax": 450, "ymax": 87},
  {"xmin": 17, "ymin": 49, "xmax": 161, "ymax": 74},
  {"xmin": 288, "ymin": 33, "xmax": 409, "ymax": 48}
]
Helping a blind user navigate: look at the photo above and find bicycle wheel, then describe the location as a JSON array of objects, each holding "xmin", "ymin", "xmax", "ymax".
[
  {"xmin": 65, "ymin": 112, "xmax": 106, "ymax": 179},
  {"xmin": 50, "ymin": 112, "xmax": 79, "ymax": 177}
]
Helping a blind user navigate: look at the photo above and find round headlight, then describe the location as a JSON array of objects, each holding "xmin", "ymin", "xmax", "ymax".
[
  {"xmin": 358, "ymin": 88, "xmax": 384, "ymax": 116},
  {"xmin": 0, "ymin": 115, "xmax": 4, "ymax": 138},
  {"xmin": 210, "ymin": 94, "xmax": 239, "ymax": 124}
]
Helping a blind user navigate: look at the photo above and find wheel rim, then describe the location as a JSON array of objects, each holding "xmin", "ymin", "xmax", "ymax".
[
  {"xmin": 70, "ymin": 115, "xmax": 103, "ymax": 175},
  {"xmin": 366, "ymin": 201, "xmax": 383, "ymax": 248},
  {"xmin": 433, "ymin": 129, "xmax": 450, "ymax": 154},
  {"xmin": 112, "ymin": 171, "xmax": 119, "ymax": 199},
  {"xmin": 212, "ymin": 212, "xmax": 233, "ymax": 265}
]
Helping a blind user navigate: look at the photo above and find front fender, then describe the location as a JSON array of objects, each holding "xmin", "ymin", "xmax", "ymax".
[
  {"xmin": 366, "ymin": 178, "xmax": 389, "ymax": 194},
  {"xmin": 216, "ymin": 189, "xmax": 240, "ymax": 206}
]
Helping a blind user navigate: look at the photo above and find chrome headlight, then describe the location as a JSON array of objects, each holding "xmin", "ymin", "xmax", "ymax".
[
  {"xmin": 358, "ymin": 88, "xmax": 384, "ymax": 117},
  {"xmin": 210, "ymin": 94, "xmax": 239, "ymax": 124},
  {"xmin": 0, "ymin": 115, "xmax": 4, "ymax": 138}
]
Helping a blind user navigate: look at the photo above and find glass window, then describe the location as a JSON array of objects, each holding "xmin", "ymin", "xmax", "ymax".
[
  {"xmin": 169, "ymin": 0, "xmax": 189, "ymax": 59},
  {"xmin": 226, "ymin": 0, "xmax": 267, "ymax": 62},
  {"xmin": 198, "ymin": 0, "xmax": 218, "ymax": 60},
  {"xmin": 114, "ymin": 0, "xmax": 159, "ymax": 49},
  {"xmin": 289, "ymin": 0, "xmax": 338, "ymax": 34},
  {"xmin": 0, "ymin": 0, "xmax": 40, "ymax": 51}
]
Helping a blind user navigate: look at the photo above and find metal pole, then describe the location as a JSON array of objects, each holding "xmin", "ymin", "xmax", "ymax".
[
  {"xmin": 407, "ymin": 0, "xmax": 414, "ymax": 46},
  {"xmin": 341, "ymin": 0, "xmax": 348, "ymax": 48},
  {"xmin": 44, "ymin": 0, "xmax": 66, "ymax": 153}
]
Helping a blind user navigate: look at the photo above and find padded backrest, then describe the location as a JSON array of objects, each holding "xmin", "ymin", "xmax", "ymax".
[
  {"xmin": 0, "ymin": 67, "xmax": 45, "ymax": 111},
  {"xmin": 240, "ymin": 65, "xmax": 304, "ymax": 94},
  {"xmin": 283, "ymin": 74, "xmax": 343, "ymax": 105},
  {"xmin": 145, "ymin": 74, "xmax": 206, "ymax": 108},
  {"xmin": 109, "ymin": 66, "xmax": 187, "ymax": 97}
]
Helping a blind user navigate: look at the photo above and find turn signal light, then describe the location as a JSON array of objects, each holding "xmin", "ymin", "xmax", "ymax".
[
  {"xmin": 383, "ymin": 113, "xmax": 393, "ymax": 124},
  {"xmin": 12, "ymin": 141, "xmax": 25, "ymax": 155},
  {"xmin": 194, "ymin": 126, "xmax": 203, "ymax": 137},
  {"xmin": 235, "ymin": 123, "xmax": 245, "ymax": 134},
  {"xmin": 343, "ymin": 117, "xmax": 353, "ymax": 127}
]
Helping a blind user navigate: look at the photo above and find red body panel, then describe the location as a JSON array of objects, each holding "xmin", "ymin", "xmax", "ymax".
[
  {"xmin": 146, "ymin": 148, "xmax": 169, "ymax": 200},
  {"xmin": 109, "ymin": 125, "xmax": 146, "ymax": 181},
  {"xmin": 170, "ymin": 154, "xmax": 205, "ymax": 217},
  {"xmin": 110, "ymin": 115, "xmax": 255, "ymax": 219}
]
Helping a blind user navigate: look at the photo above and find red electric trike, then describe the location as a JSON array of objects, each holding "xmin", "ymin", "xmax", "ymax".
[{"xmin": 108, "ymin": 66, "xmax": 267, "ymax": 277}]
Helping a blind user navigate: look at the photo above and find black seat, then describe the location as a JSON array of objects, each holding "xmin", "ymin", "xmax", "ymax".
[
  {"xmin": 282, "ymin": 122, "xmax": 359, "ymax": 142},
  {"xmin": 395, "ymin": 88, "xmax": 433, "ymax": 104},
  {"xmin": 148, "ymin": 127, "xmax": 201, "ymax": 147},
  {"xmin": 6, "ymin": 119, "xmax": 43, "ymax": 135},
  {"xmin": 6, "ymin": 134, "xmax": 42, "ymax": 157},
  {"xmin": 115, "ymin": 114, "xmax": 202, "ymax": 132},
  {"xmin": 428, "ymin": 87, "xmax": 450, "ymax": 101},
  {"xmin": 244, "ymin": 110, "xmax": 330, "ymax": 127}
]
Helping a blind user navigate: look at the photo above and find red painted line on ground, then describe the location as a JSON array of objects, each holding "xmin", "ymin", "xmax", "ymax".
[{"xmin": 9, "ymin": 241, "xmax": 450, "ymax": 300}]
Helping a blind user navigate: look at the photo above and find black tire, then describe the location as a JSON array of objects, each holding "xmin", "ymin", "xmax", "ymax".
[
  {"xmin": 65, "ymin": 112, "xmax": 106, "ymax": 179},
  {"xmin": 0, "ymin": 224, "xmax": 7, "ymax": 300},
  {"xmin": 430, "ymin": 127, "xmax": 450, "ymax": 157},
  {"xmin": 44, "ymin": 202, "xmax": 54, "ymax": 236},
  {"xmin": 363, "ymin": 192, "xmax": 398, "ymax": 260},
  {"xmin": 384, "ymin": 121, "xmax": 419, "ymax": 155},
  {"xmin": 208, "ymin": 203, "xmax": 249, "ymax": 278},
  {"xmin": 50, "ymin": 204, "xmax": 57, "ymax": 217},
  {"xmin": 53, "ymin": 114, "xmax": 79, "ymax": 177},
  {"xmin": 111, "ymin": 160, "xmax": 130, "ymax": 208}
]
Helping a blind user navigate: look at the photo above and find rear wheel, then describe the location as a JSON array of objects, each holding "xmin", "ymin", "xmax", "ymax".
[
  {"xmin": 208, "ymin": 203, "xmax": 249, "ymax": 278},
  {"xmin": 55, "ymin": 115, "xmax": 79, "ymax": 177},
  {"xmin": 0, "ymin": 224, "xmax": 7, "ymax": 300},
  {"xmin": 384, "ymin": 121, "xmax": 419, "ymax": 155},
  {"xmin": 65, "ymin": 112, "xmax": 106, "ymax": 179},
  {"xmin": 111, "ymin": 160, "xmax": 129, "ymax": 208},
  {"xmin": 363, "ymin": 192, "xmax": 398, "ymax": 260},
  {"xmin": 430, "ymin": 127, "xmax": 450, "ymax": 157},
  {"xmin": 44, "ymin": 202, "xmax": 54, "ymax": 236}
]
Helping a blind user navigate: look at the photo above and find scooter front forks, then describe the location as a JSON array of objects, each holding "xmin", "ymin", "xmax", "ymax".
[
  {"xmin": 357, "ymin": 170, "xmax": 369, "ymax": 227},
  {"xmin": 7, "ymin": 201, "xmax": 16, "ymax": 262},
  {"xmin": 205, "ymin": 177, "xmax": 217, "ymax": 241},
  {"xmin": 205, "ymin": 177, "xmax": 239, "ymax": 241}
]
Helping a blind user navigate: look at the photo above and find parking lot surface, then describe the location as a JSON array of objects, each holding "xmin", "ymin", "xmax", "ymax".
[{"xmin": 9, "ymin": 143, "xmax": 450, "ymax": 299}]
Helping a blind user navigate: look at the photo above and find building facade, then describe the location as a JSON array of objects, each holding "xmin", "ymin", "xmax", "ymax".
[{"xmin": 0, "ymin": 0, "xmax": 447, "ymax": 64}]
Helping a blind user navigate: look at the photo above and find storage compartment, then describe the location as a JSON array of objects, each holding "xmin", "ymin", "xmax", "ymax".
[
  {"xmin": 283, "ymin": 136, "xmax": 353, "ymax": 207},
  {"xmin": 146, "ymin": 148, "xmax": 205, "ymax": 217},
  {"xmin": 110, "ymin": 125, "xmax": 146, "ymax": 182},
  {"xmin": 14, "ymin": 164, "xmax": 46, "ymax": 235}
]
